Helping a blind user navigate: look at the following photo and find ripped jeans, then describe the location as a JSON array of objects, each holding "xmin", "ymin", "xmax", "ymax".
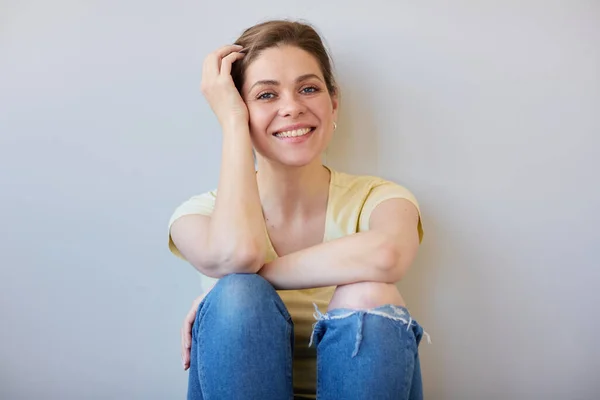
[{"xmin": 187, "ymin": 274, "xmax": 426, "ymax": 400}]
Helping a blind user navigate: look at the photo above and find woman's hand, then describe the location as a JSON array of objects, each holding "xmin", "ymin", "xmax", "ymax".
[
  {"xmin": 181, "ymin": 285, "xmax": 215, "ymax": 370},
  {"xmin": 200, "ymin": 44, "xmax": 248, "ymax": 129}
]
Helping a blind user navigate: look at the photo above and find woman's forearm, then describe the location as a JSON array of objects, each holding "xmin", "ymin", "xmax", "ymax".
[
  {"xmin": 207, "ymin": 123, "xmax": 267, "ymax": 274},
  {"xmin": 258, "ymin": 230, "xmax": 400, "ymax": 290}
]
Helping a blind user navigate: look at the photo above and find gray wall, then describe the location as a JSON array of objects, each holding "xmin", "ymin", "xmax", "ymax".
[{"xmin": 1, "ymin": 1, "xmax": 598, "ymax": 399}]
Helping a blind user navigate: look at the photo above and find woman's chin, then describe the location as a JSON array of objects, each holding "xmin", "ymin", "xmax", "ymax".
[
  {"xmin": 271, "ymin": 153, "xmax": 321, "ymax": 168},
  {"xmin": 254, "ymin": 144, "xmax": 326, "ymax": 168}
]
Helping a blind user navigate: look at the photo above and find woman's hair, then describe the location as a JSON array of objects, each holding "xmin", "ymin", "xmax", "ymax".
[{"xmin": 231, "ymin": 20, "xmax": 337, "ymax": 96}]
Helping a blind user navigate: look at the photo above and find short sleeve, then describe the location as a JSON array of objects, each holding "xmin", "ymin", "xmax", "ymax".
[
  {"xmin": 167, "ymin": 190, "xmax": 217, "ymax": 259},
  {"xmin": 358, "ymin": 182, "xmax": 424, "ymax": 243}
]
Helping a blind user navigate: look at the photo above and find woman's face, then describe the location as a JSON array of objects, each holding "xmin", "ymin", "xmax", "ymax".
[{"xmin": 242, "ymin": 45, "xmax": 338, "ymax": 167}]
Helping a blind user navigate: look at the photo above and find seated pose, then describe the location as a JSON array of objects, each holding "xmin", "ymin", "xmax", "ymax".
[{"xmin": 168, "ymin": 19, "xmax": 427, "ymax": 400}]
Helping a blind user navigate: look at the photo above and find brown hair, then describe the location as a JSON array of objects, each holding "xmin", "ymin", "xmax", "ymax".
[{"xmin": 231, "ymin": 20, "xmax": 337, "ymax": 96}]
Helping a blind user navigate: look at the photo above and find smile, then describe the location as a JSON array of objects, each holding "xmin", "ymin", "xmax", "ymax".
[{"xmin": 274, "ymin": 127, "xmax": 315, "ymax": 138}]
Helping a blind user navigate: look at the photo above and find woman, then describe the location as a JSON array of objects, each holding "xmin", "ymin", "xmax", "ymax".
[{"xmin": 168, "ymin": 20, "xmax": 427, "ymax": 400}]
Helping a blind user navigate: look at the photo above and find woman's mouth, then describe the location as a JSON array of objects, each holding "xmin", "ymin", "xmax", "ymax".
[{"xmin": 273, "ymin": 127, "xmax": 315, "ymax": 138}]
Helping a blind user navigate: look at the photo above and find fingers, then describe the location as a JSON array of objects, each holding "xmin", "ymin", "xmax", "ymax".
[
  {"xmin": 181, "ymin": 295, "xmax": 204, "ymax": 371},
  {"xmin": 214, "ymin": 44, "xmax": 244, "ymax": 61},
  {"xmin": 203, "ymin": 44, "xmax": 244, "ymax": 78},
  {"xmin": 183, "ymin": 306, "xmax": 196, "ymax": 349},
  {"xmin": 183, "ymin": 308, "xmax": 196, "ymax": 369},
  {"xmin": 180, "ymin": 326, "xmax": 189, "ymax": 370},
  {"xmin": 219, "ymin": 51, "xmax": 245, "ymax": 76}
]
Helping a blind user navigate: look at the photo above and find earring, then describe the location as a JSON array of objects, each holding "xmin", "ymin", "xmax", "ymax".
[{"xmin": 333, "ymin": 121, "xmax": 337, "ymax": 131}]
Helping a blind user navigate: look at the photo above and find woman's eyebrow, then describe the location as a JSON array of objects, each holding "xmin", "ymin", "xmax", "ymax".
[
  {"xmin": 296, "ymin": 73, "xmax": 323, "ymax": 83},
  {"xmin": 249, "ymin": 74, "xmax": 323, "ymax": 91},
  {"xmin": 250, "ymin": 80, "xmax": 279, "ymax": 91}
]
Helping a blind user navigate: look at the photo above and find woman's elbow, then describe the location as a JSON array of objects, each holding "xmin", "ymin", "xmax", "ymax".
[
  {"xmin": 221, "ymin": 241, "xmax": 266, "ymax": 276},
  {"xmin": 374, "ymin": 234, "xmax": 406, "ymax": 282},
  {"xmin": 198, "ymin": 241, "xmax": 266, "ymax": 278}
]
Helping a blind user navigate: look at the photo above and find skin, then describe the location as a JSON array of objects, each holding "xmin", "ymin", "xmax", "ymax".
[{"xmin": 174, "ymin": 44, "xmax": 420, "ymax": 370}]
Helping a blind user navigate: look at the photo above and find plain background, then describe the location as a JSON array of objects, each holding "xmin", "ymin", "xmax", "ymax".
[{"xmin": 1, "ymin": 1, "xmax": 599, "ymax": 399}]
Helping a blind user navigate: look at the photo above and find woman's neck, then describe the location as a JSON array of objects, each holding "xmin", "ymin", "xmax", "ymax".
[{"xmin": 256, "ymin": 159, "xmax": 330, "ymax": 219}]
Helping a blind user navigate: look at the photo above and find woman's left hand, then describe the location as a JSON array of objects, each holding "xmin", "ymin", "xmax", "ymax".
[{"xmin": 181, "ymin": 285, "xmax": 214, "ymax": 370}]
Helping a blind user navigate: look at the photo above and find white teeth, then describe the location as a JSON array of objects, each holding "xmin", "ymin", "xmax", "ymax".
[{"xmin": 275, "ymin": 128, "xmax": 312, "ymax": 138}]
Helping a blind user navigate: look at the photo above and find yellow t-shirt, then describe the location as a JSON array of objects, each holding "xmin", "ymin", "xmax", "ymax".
[{"xmin": 167, "ymin": 166, "xmax": 423, "ymax": 398}]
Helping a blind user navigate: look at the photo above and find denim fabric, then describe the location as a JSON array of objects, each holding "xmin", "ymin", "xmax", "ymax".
[
  {"xmin": 187, "ymin": 273, "xmax": 294, "ymax": 400},
  {"xmin": 310, "ymin": 305, "xmax": 425, "ymax": 400},
  {"xmin": 187, "ymin": 274, "xmax": 425, "ymax": 400}
]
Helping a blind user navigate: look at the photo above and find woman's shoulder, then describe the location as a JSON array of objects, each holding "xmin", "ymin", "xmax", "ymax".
[
  {"xmin": 327, "ymin": 167, "xmax": 422, "ymax": 237},
  {"xmin": 329, "ymin": 167, "xmax": 413, "ymax": 197},
  {"xmin": 175, "ymin": 189, "xmax": 218, "ymax": 207},
  {"xmin": 168, "ymin": 189, "xmax": 218, "ymax": 226}
]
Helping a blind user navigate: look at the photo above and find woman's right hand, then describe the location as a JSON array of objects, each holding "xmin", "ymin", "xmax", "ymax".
[{"xmin": 200, "ymin": 45, "xmax": 248, "ymax": 129}]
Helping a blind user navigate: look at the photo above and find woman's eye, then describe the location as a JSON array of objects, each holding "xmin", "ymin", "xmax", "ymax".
[
  {"xmin": 301, "ymin": 86, "xmax": 319, "ymax": 94},
  {"xmin": 257, "ymin": 92, "xmax": 275, "ymax": 100}
]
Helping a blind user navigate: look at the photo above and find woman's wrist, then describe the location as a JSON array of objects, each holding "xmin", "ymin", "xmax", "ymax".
[{"xmin": 221, "ymin": 118, "xmax": 250, "ymax": 135}]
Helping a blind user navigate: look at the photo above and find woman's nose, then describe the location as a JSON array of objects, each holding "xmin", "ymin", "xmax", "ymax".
[{"xmin": 278, "ymin": 94, "xmax": 306, "ymax": 118}]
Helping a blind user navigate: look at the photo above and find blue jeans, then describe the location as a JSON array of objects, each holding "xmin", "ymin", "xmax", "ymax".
[{"xmin": 187, "ymin": 274, "xmax": 425, "ymax": 400}]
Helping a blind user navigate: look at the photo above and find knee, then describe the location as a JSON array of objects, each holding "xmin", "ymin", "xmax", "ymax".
[
  {"xmin": 216, "ymin": 272, "xmax": 272, "ymax": 290},
  {"xmin": 208, "ymin": 273, "xmax": 281, "ymax": 318},
  {"xmin": 328, "ymin": 281, "xmax": 404, "ymax": 311}
]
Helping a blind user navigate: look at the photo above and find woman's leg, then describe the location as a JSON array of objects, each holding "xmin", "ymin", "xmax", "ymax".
[
  {"xmin": 311, "ymin": 282, "xmax": 426, "ymax": 400},
  {"xmin": 187, "ymin": 273, "xmax": 294, "ymax": 400}
]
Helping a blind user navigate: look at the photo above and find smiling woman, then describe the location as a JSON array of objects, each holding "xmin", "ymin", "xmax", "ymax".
[
  {"xmin": 168, "ymin": 20, "xmax": 427, "ymax": 400},
  {"xmin": 242, "ymin": 45, "xmax": 336, "ymax": 167}
]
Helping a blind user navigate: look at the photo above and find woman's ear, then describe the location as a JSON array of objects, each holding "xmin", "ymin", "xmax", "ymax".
[{"xmin": 331, "ymin": 93, "xmax": 339, "ymax": 119}]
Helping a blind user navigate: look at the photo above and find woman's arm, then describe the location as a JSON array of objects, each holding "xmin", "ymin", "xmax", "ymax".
[
  {"xmin": 171, "ymin": 130, "xmax": 267, "ymax": 277},
  {"xmin": 258, "ymin": 198, "xmax": 420, "ymax": 289},
  {"xmin": 207, "ymin": 124, "xmax": 267, "ymax": 274},
  {"xmin": 170, "ymin": 45, "xmax": 267, "ymax": 277}
]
